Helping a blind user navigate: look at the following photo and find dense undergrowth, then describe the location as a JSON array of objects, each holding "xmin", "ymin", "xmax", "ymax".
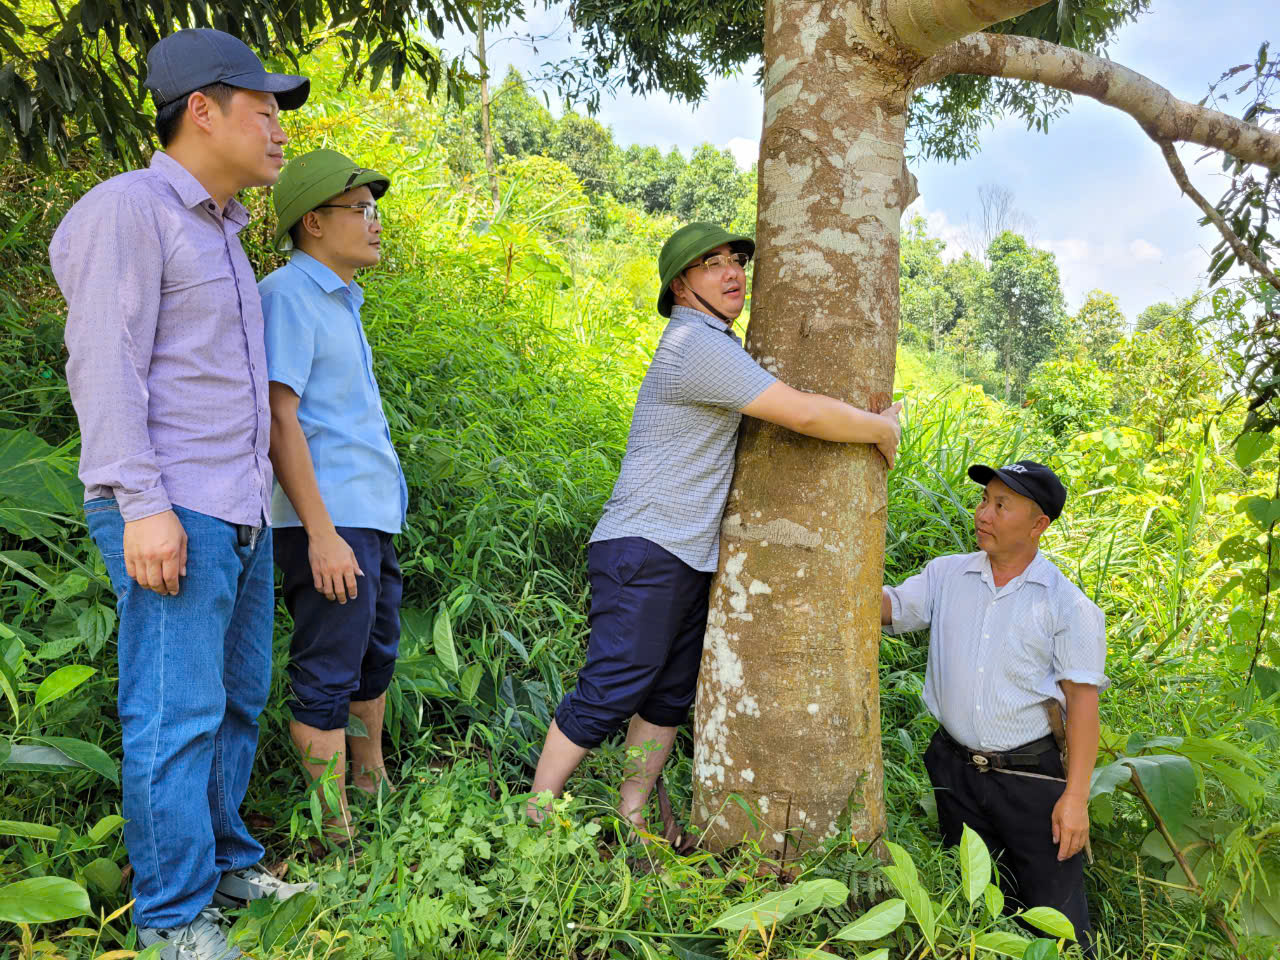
[{"xmin": 2, "ymin": 46, "xmax": 1279, "ymax": 960}]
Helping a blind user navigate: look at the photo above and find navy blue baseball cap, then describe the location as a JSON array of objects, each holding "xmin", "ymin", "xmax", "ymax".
[
  {"xmin": 145, "ymin": 29, "xmax": 310, "ymax": 111},
  {"xmin": 968, "ymin": 460, "xmax": 1067, "ymax": 521}
]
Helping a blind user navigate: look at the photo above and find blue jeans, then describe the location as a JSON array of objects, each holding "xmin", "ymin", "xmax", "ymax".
[{"xmin": 85, "ymin": 499, "xmax": 273, "ymax": 928}]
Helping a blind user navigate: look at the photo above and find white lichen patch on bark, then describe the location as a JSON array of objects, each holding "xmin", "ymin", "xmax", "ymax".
[{"xmin": 722, "ymin": 513, "xmax": 822, "ymax": 549}]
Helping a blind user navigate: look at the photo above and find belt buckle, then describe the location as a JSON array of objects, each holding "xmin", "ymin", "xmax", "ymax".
[{"xmin": 970, "ymin": 753, "xmax": 990, "ymax": 772}]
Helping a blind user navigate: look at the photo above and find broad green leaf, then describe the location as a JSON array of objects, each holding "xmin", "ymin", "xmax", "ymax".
[
  {"xmin": 0, "ymin": 819, "xmax": 60, "ymax": 841},
  {"xmin": 973, "ymin": 930, "xmax": 1032, "ymax": 958},
  {"xmin": 617, "ymin": 932, "xmax": 663, "ymax": 960},
  {"xmin": 1239, "ymin": 495, "xmax": 1280, "ymax": 531},
  {"xmin": 959, "ymin": 825, "xmax": 992, "ymax": 905},
  {"xmin": 34, "ymin": 664, "xmax": 96, "ymax": 710},
  {"xmin": 83, "ymin": 856, "xmax": 123, "ymax": 893},
  {"xmin": 0, "ymin": 876, "xmax": 91, "ymax": 923},
  {"xmin": 855, "ymin": 952, "xmax": 889, "ymax": 960},
  {"xmin": 669, "ymin": 938, "xmax": 724, "ymax": 960},
  {"xmin": 1123, "ymin": 755, "xmax": 1196, "ymax": 833},
  {"xmin": 261, "ymin": 892, "xmax": 317, "ymax": 950},
  {"xmin": 1088, "ymin": 760, "xmax": 1133, "ymax": 799},
  {"xmin": 782, "ymin": 950, "xmax": 843, "ymax": 960},
  {"xmin": 35, "ymin": 736, "xmax": 120, "ymax": 785},
  {"xmin": 1235, "ymin": 430, "xmax": 1275, "ymax": 469},
  {"xmin": 793, "ymin": 878, "xmax": 850, "ymax": 911},
  {"xmin": 984, "ymin": 882, "xmax": 1005, "ymax": 920},
  {"xmin": 0, "ymin": 428, "xmax": 81, "ymax": 538},
  {"xmin": 433, "ymin": 606, "xmax": 460, "ymax": 677},
  {"xmin": 460, "ymin": 662, "xmax": 484, "ymax": 701},
  {"xmin": 710, "ymin": 880, "xmax": 845, "ymax": 932},
  {"xmin": 1023, "ymin": 939, "xmax": 1059, "ymax": 960},
  {"xmin": 1021, "ymin": 905, "xmax": 1076, "ymax": 940},
  {"xmin": 833, "ymin": 898, "xmax": 905, "ymax": 941},
  {"xmin": 1125, "ymin": 732, "xmax": 1183, "ymax": 754},
  {"xmin": 87, "ymin": 814, "xmax": 126, "ymax": 844}
]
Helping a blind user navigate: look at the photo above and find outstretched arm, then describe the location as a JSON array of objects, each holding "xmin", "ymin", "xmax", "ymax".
[{"xmin": 741, "ymin": 382, "xmax": 903, "ymax": 466}]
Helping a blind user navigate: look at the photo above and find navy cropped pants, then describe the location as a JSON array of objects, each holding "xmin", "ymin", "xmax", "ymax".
[{"xmin": 555, "ymin": 537, "xmax": 712, "ymax": 748}]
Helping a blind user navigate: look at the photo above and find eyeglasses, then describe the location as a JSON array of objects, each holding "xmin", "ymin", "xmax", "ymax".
[
  {"xmin": 316, "ymin": 202, "xmax": 380, "ymax": 222},
  {"xmin": 698, "ymin": 252, "xmax": 751, "ymax": 271}
]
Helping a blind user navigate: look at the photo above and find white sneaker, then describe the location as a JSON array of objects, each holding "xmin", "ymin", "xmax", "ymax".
[
  {"xmin": 213, "ymin": 862, "xmax": 317, "ymax": 908},
  {"xmin": 138, "ymin": 906, "xmax": 240, "ymax": 960}
]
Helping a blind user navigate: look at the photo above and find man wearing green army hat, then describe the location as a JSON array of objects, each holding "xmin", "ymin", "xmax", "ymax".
[
  {"xmin": 529, "ymin": 222, "xmax": 904, "ymax": 843},
  {"xmin": 260, "ymin": 149, "xmax": 409, "ymax": 847}
]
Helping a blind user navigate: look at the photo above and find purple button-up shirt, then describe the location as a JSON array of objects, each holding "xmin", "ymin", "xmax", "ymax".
[{"xmin": 50, "ymin": 152, "xmax": 272, "ymax": 526}]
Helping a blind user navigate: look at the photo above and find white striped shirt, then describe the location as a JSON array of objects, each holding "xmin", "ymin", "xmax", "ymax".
[{"xmin": 884, "ymin": 550, "xmax": 1108, "ymax": 752}]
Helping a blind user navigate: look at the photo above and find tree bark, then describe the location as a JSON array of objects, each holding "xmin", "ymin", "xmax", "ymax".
[
  {"xmin": 692, "ymin": 0, "xmax": 1280, "ymax": 855},
  {"xmin": 477, "ymin": 2, "xmax": 500, "ymax": 215},
  {"xmin": 913, "ymin": 32, "xmax": 1280, "ymax": 169}
]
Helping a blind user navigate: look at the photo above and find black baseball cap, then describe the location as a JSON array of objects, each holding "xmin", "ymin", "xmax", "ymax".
[
  {"xmin": 968, "ymin": 460, "xmax": 1067, "ymax": 521},
  {"xmin": 145, "ymin": 29, "xmax": 310, "ymax": 111}
]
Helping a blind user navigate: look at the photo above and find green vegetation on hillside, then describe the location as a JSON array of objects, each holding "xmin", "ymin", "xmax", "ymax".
[{"xmin": 1, "ymin": 45, "xmax": 1278, "ymax": 960}]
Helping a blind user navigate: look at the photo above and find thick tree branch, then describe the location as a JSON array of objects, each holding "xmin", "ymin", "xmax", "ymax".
[
  {"xmin": 883, "ymin": 0, "xmax": 1052, "ymax": 59},
  {"xmin": 1157, "ymin": 140, "xmax": 1280, "ymax": 294},
  {"xmin": 913, "ymin": 32, "xmax": 1280, "ymax": 170}
]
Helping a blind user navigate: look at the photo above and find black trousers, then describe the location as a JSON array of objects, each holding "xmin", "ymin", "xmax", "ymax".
[{"xmin": 924, "ymin": 729, "xmax": 1094, "ymax": 955}]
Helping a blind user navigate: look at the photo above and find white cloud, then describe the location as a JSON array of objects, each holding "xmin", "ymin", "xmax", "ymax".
[
  {"xmin": 724, "ymin": 137, "xmax": 759, "ymax": 170},
  {"xmin": 1129, "ymin": 239, "xmax": 1163, "ymax": 262}
]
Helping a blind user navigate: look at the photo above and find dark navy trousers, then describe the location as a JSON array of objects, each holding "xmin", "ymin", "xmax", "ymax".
[{"xmin": 555, "ymin": 537, "xmax": 712, "ymax": 748}]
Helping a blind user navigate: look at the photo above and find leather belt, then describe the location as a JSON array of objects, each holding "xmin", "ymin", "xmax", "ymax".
[{"xmin": 937, "ymin": 727, "xmax": 1057, "ymax": 773}]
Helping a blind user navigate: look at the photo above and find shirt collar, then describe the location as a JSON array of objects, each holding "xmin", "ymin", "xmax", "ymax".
[
  {"xmin": 965, "ymin": 549, "xmax": 1050, "ymax": 588},
  {"xmin": 670, "ymin": 304, "xmax": 734, "ymax": 336},
  {"xmin": 150, "ymin": 151, "xmax": 249, "ymax": 226},
  {"xmin": 288, "ymin": 250, "xmax": 364, "ymax": 303}
]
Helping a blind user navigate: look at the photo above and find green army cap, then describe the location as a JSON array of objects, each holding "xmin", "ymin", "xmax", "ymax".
[
  {"xmin": 657, "ymin": 222, "xmax": 755, "ymax": 317},
  {"xmin": 272, "ymin": 148, "xmax": 390, "ymax": 251}
]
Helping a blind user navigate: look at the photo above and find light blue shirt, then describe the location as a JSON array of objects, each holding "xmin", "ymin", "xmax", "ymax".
[
  {"xmin": 260, "ymin": 251, "xmax": 407, "ymax": 534},
  {"xmin": 884, "ymin": 550, "xmax": 1108, "ymax": 752}
]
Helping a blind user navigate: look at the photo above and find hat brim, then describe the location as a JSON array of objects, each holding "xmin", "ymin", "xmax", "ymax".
[
  {"xmin": 657, "ymin": 232, "xmax": 755, "ymax": 317},
  {"xmin": 223, "ymin": 70, "xmax": 310, "ymax": 111},
  {"xmin": 272, "ymin": 166, "xmax": 392, "ymax": 251},
  {"xmin": 967, "ymin": 463, "xmax": 1045, "ymax": 513}
]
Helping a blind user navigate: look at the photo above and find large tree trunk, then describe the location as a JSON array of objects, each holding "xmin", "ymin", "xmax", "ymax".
[
  {"xmin": 691, "ymin": 0, "xmax": 914, "ymax": 853},
  {"xmin": 691, "ymin": 0, "xmax": 1053, "ymax": 855}
]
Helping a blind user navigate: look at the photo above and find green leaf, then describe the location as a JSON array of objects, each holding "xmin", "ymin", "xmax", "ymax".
[
  {"xmin": 782, "ymin": 950, "xmax": 844, "ymax": 960},
  {"xmin": 881, "ymin": 842, "xmax": 935, "ymax": 944},
  {"xmin": 433, "ymin": 606, "xmax": 459, "ymax": 677},
  {"xmin": 1235, "ymin": 430, "xmax": 1275, "ymax": 469},
  {"xmin": 710, "ymin": 880, "xmax": 846, "ymax": 931},
  {"xmin": 973, "ymin": 930, "xmax": 1033, "ymax": 958},
  {"xmin": 984, "ymin": 882, "xmax": 1005, "ymax": 920},
  {"xmin": 0, "ymin": 654, "xmax": 19, "ymax": 722},
  {"xmin": 0, "ymin": 819, "xmax": 61, "ymax": 841},
  {"xmin": 1124, "ymin": 755, "xmax": 1196, "ymax": 833},
  {"xmin": 260, "ymin": 892, "xmax": 317, "ymax": 950},
  {"xmin": 33, "ymin": 736, "xmax": 120, "ymax": 785},
  {"xmin": 1022, "ymin": 939, "xmax": 1059, "ymax": 960},
  {"xmin": 34, "ymin": 664, "xmax": 96, "ymax": 710},
  {"xmin": 346, "ymin": 715, "xmax": 370, "ymax": 738},
  {"xmin": 0, "ymin": 876, "xmax": 92, "ymax": 923},
  {"xmin": 959, "ymin": 824, "xmax": 991, "ymax": 905},
  {"xmin": 1088, "ymin": 760, "xmax": 1133, "ymax": 799},
  {"xmin": 1020, "ymin": 906, "xmax": 1076, "ymax": 940},
  {"xmin": 83, "ymin": 857, "xmax": 123, "ymax": 894},
  {"xmin": 460, "ymin": 662, "xmax": 484, "ymax": 701},
  {"xmin": 86, "ymin": 814, "xmax": 125, "ymax": 844},
  {"xmin": 0, "ymin": 428, "xmax": 81, "ymax": 538},
  {"xmin": 1239, "ymin": 495, "xmax": 1280, "ymax": 531},
  {"xmin": 833, "ymin": 898, "xmax": 906, "ymax": 941}
]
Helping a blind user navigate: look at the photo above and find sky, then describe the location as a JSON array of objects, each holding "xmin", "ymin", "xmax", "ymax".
[{"xmin": 443, "ymin": 2, "xmax": 1277, "ymax": 321}]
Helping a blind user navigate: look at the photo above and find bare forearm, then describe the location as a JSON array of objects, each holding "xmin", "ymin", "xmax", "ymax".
[
  {"xmin": 269, "ymin": 414, "xmax": 334, "ymax": 536},
  {"xmin": 793, "ymin": 393, "xmax": 896, "ymax": 444},
  {"xmin": 881, "ymin": 588, "xmax": 892, "ymax": 626},
  {"xmin": 1063, "ymin": 687, "xmax": 1100, "ymax": 799}
]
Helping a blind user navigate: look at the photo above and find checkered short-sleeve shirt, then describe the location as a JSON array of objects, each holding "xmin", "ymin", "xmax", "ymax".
[{"xmin": 590, "ymin": 306, "xmax": 777, "ymax": 571}]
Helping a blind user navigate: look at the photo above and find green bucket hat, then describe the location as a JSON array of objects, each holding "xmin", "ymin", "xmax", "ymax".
[
  {"xmin": 272, "ymin": 148, "xmax": 390, "ymax": 251},
  {"xmin": 657, "ymin": 222, "xmax": 755, "ymax": 317}
]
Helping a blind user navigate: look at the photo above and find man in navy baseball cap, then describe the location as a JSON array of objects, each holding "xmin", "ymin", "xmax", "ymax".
[
  {"xmin": 145, "ymin": 28, "xmax": 309, "ymax": 111},
  {"xmin": 967, "ymin": 459, "xmax": 1067, "ymax": 521}
]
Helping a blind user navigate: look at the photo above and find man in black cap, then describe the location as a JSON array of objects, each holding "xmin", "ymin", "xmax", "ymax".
[
  {"xmin": 881, "ymin": 461, "xmax": 1107, "ymax": 954},
  {"xmin": 50, "ymin": 28, "xmax": 310, "ymax": 960}
]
